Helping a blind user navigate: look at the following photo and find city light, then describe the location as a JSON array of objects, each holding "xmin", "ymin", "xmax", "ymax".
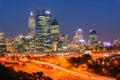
[
  {"xmin": 79, "ymin": 39, "xmax": 85, "ymax": 43},
  {"xmin": 78, "ymin": 28, "xmax": 82, "ymax": 31},
  {"xmin": 45, "ymin": 10, "xmax": 51, "ymax": 14},
  {"xmin": 19, "ymin": 35, "xmax": 23, "ymax": 38},
  {"xmin": 103, "ymin": 42, "xmax": 111, "ymax": 47},
  {"xmin": 0, "ymin": 1, "xmax": 119, "ymax": 80}
]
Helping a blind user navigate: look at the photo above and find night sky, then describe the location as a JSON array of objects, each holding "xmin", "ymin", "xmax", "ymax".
[{"xmin": 0, "ymin": 0, "xmax": 120, "ymax": 42}]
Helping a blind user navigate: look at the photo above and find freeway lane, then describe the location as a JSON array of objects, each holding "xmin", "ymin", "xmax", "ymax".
[
  {"xmin": 30, "ymin": 60, "xmax": 114, "ymax": 80},
  {"xmin": 0, "ymin": 58, "xmax": 83, "ymax": 80},
  {"xmin": 0, "ymin": 57, "xmax": 115, "ymax": 80}
]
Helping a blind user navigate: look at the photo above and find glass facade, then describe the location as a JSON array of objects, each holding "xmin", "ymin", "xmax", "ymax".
[
  {"xmin": 88, "ymin": 29, "xmax": 98, "ymax": 46},
  {"xmin": 51, "ymin": 19, "xmax": 59, "ymax": 51},
  {"xmin": 36, "ymin": 9, "xmax": 51, "ymax": 52}
]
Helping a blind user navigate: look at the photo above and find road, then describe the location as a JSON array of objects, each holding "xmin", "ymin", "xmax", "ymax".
[
  {"xmin": 29, "ymin": 60, "xmax": 114, "ymax": 80},
  {"xmin": 0, "ymin": 56, "xmax": 115, "ymax": 80}
]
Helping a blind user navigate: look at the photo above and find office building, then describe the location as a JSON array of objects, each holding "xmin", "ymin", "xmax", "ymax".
[
  {"xmin": 5, "ymin": 37, "xmax": 15, "ymax": 53},
  {"xmin": 58, "ymin": 35, "xmax": 68, "ymax": 51},
  {"xmin": 51, "ymin": 19, "xmax": 59, "ymax": 51},
  {"xmin": 114, "ymin": 38, "xmax": 120, "ymax": 47},
  {"xmin": 0, "ymin": 32, "xmax": 4, "ymax": 45},
  {"xmin": 36, "ymin": 9, "xmax": 51, "ymax": 52},
  {"xmin": 28, "ymin": 11, "xmax": 35, "ymax": 37},
  {"xmin": 73, "ymin": 29, "xmax": 85, "ymax": 43},
  {"xmin": 88, "ymin": 29, "xmax": 98, "ymax": 46}
]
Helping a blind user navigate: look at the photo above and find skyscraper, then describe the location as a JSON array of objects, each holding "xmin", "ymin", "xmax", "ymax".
[
  {"xmin": 51, "ymin": 19, "xmax": 59, "ymax": 41},
  {"xmin": 28, "ymin": 11, "xmax": 35, "ymax": 37},
  {"xmin": 0, "ymin": 32, "xmax": 4, "ymax": 45},
  {"xmin": 88, "ymin": 29, "xmax": 98, "ymax": 46},
  {"xmin": 51, "ymin": 19, "xmax": 59, "ymax": 51},
  {"xmin": 5, "ymin": 37, "xmax": 15, "ymax": 53},
  {"xmin": 73, "ymin": 29, "xmax": 83, "ymax": 43},
  {"xmin": 0, "ymin": 32, "xmax": 6, "ymax": 53},
  {"xmin": 36, "ymin": 9, "xmax": 51, "ymax": 52},
  {"xmin": 58, "ymin": 35, "xmax": 68, "ymax": 51}
]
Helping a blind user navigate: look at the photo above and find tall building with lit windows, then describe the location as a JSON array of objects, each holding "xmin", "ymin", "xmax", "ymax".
[
  {"xmin": 36, "ymin": 9, "xmax": 51, "ymax": 52},
  {"xmin": 0, "ymin": 32, "xmax": 6, "ymax": 53},
  {"xmin": 5, "ymin": 37, "xmax": 15, "ymax": 53},
  {"xmin": 114, "ymin": 38, "xmax": 120, "ymax": 47},
  {"xmin": 0, "ymin": 32, "xmax": 4, "ymax": 45},
  {"xmin": 73, "ymin": 29, "xmax": 84, "ymax": 43},
  {"xmin": 51, "ymin": 19, "xmax": 59, "ymax": 41},
  {"xmin": 28, "ymin": 11, "xmax": 35, "ymax": 37},
  {"xmin": 88, "ymin": 29, "xmax": 98, "ymax": 46},
  {"xmin": 51, "ymin": 19, "xmax": 59, "ymax": 51}
]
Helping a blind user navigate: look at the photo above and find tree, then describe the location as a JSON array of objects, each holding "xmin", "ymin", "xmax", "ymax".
[
  {"xmin": 0, "ymin": 64, "xmax": 52, "ymax": 80},
  {"xmin": 68, "ymin": 57, "xmax": 78, "ymax": 67},
  {"xmin": 83, "ymin": 54, "xmax": 92, "ymax": 62}
]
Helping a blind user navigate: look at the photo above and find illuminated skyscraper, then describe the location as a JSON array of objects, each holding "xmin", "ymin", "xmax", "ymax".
[
  {"xmin": 36, "ymin": 9, "xmax": 51, "ymax": 52},
  {"xmin": 0, "ymin": 32, "xmax": 6, "ymax": 53},
  {"xmin": 51, "ymin": 19, "xmax": 59, "ymax": 51},
  {"xmin": 5, "ymin": 37, "xmax": 15, "ymax": 53},
  {"xmin": 0, "ymin": 32, "xmax": 4, "ymax": 45},
  {"xmin": 28, "ymin": 11, "xmax": 35, "ymax": 37},
  {"xmin": 73, "ymin": 29, "xmax": 84, "ymax": 43},
  {"xmin": 114, "ymin": 38, "xmax": 120, "ymax": 47},
  {"xmin": 88, "ymin": 29, "xmax": 98, "ymax": 46},
  {"xmin": 51, "ymin": 19, "xmax": 59, "ymax": 41},
  {"xmin": 58, "ymin": 35, "xmax": 68, "ymax": 51}
]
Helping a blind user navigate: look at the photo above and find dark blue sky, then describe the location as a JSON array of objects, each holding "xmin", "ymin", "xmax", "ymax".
[{"xmin": 0, "ymin": 0, "xmax": 120, "ymax": 41}]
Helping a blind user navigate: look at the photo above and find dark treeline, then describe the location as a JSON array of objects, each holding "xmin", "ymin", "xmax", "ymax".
[
  {"xmin": 87, "ymin": 57, "xmax": 120, "ymax": 80},
  {"xmin": 68, "ymin": 54, "xmax": 120, "ymax": 80},
  {"xmin": 0, "ymin": 64, "xmax": 52, "ymax": 80},
  {"xmin": 67, "ymin": 54, "xmax": 92, "ymax": 67}
]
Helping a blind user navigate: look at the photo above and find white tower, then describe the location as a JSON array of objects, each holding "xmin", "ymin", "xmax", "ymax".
[
  {"xmin": 28, "ymin": 11, "xmax": 35, "ymax": 37},
  {"xmin": 73, "ymin": 29, "xmax": 84, "ymax": 43}
]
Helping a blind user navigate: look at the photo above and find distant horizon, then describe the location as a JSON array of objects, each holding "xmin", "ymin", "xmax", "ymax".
[{"xmin": 0, "ymin": 0, "xmax": 120, "ymax": 42}]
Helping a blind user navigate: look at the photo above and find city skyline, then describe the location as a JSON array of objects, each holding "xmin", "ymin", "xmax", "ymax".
[
  {"xmin": 0, "ymin": 0, "xmax": 120, "ymax": 41},
  {"xmin": 0, "ymin": 1, "xmax": 120, "ymax": 79}
]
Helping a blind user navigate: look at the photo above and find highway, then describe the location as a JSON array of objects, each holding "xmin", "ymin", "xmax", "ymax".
[
  {"xmin": 0, "ymin": 53, "xmax": 116, "ymax": 80},
  {"xmin": 29, "ymin": 60, "xmax": 114, "ymax": 80}
]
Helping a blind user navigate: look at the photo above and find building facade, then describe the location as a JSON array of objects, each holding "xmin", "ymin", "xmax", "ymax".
[
  {"xmin": 58, "ymin": 35, "xmax": 68, "ymax": 51},
  {"xmin": 88, "ymin": 29, "xmax": 98, "ymax": 46},
  {"xmin": 73, "ymin": 29, "xmax": 84, "ymax": 43},
  {"xmin": 114, "ymin": 38, "xmax": 120, "ymax": 47},
  {"xmin": 28, "ymin": 11, "xmax": 35, "ymax": 37},
  {"xmin": 5, "ymin": 37, "xmax": 15, "ymax": 53},
  {"xmin": 36, "ymin": 9, "xmax": 51, "ymax": 52},
  {"xmin": 0, "ymin": 32, "xmax": 4, "ymax": 45},
  {"xmin": 51, "ymin": 19, "xmax": 59, "ymax": 51}
]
